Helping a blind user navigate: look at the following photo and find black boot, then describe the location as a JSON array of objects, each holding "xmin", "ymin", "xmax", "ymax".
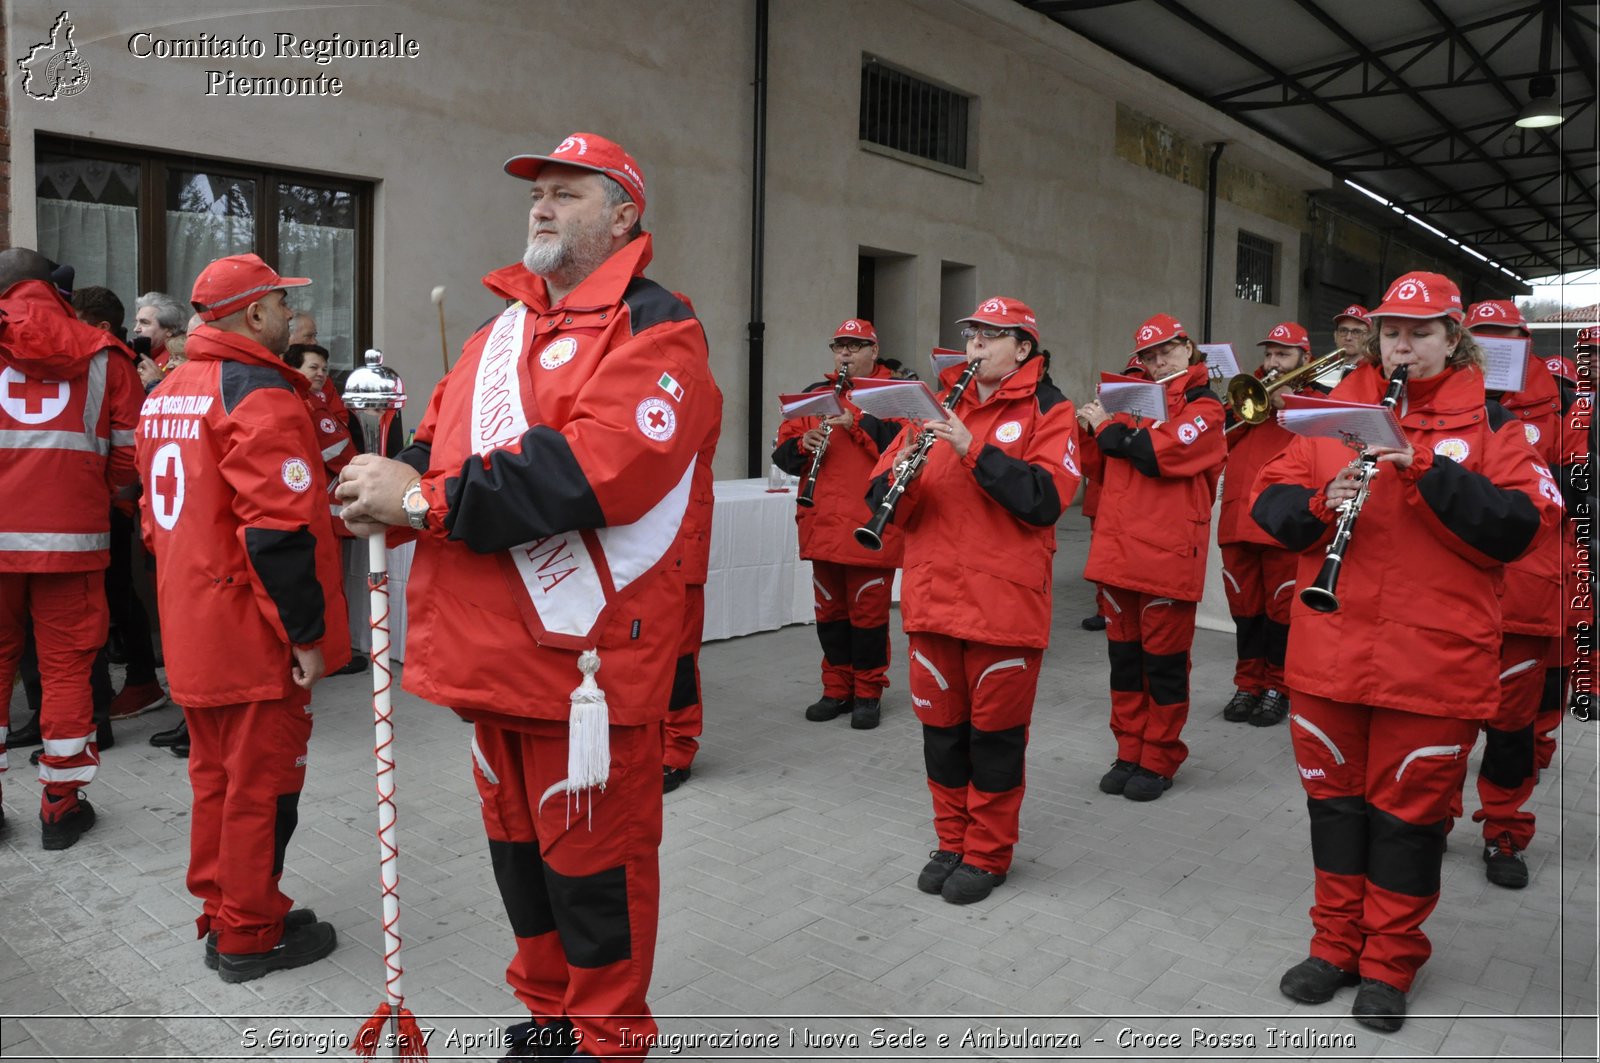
[
  {"xmin": 150, "ymin": 718, "xmax": 188, "ymax": 749},
  {"xmin": 7, "ymin": 711, "xmax": 42, "ymax": 748},
  {"xmin": 803, "ymin": 695, "xmax": 852, "ymax": 722}
]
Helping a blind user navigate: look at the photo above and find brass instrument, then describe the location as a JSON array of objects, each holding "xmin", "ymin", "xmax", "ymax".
[
  {"xmin": 1225, "ymin": 349, "xmax": 1350, "ymax": 427},
  {"xmin": 796, "ymin": 364, "xmax": 850, "ymax": 508}
]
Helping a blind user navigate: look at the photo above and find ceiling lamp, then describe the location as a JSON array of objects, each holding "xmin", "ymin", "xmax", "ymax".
[{"xmin": 1516, "ymin": 74, "xmax": 1565, "ymax": 128}]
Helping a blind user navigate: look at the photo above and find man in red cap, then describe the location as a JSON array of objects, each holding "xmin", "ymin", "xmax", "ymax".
[
  {"xmin": 336, "ymin": 132, "xmax": 717, "ymax": 1059},
  {"xmin": 1080, "ymin": 313, "xmax": 1226, "ymax": 801},
  {"xmin": 138, "ymin": 252, "xmax": 349, "ymax": 981},
  {"xmin": 773, "ymin": 318, "xmax": 905, "ymax": 730},
  {"xmin": 0, "ymin": 247, "xmax": 141, "ymax": 848},
  {"xmin": 1218, "ymin": 322, "xmax": 1324, "ymax": 727},
  {"xmin": 1314, "ymin": 305, "xmax": 1370, "ymax": 388}
]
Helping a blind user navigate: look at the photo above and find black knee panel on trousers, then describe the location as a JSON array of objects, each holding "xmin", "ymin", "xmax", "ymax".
[
  {"xmin": 1233, "ymin": 612, "xmax": 1265, "ymax": 662},
  {"xmin": 817, "ymin": 619, "xmax": 852, "ymax": 665},
  {"xmin": 1541, "ymin": 666, "xmax": 1568, "ymax": 713},
  {"xmin": 488, "ymin": 839, "xmax": 557, "ymax": 939},
  {"xmin": 851, "ymin": 623, "xmax": 889, "ymax": 671},
  {"xmin": 668, "ymin": 652, "xmax": 698, "ymax": 712},
  {"xmin": 271, "ymin": 792, "xmax": 301, "ymax": 878},
  {"xmin": 1263, "ymin": 618, "xmax": 1289, "ymax": 668},
  {"xmin": 1307, "ymin": 795, "xmax": 1367, "ymax": 877},
  {"xmin": 544, "ymin": 863, "xmax": 632, "ymax": 968},
  {"xmin": 969, "ymin": 724, "xmax": 1027, "ymax": 793},
  {"xmin": 1144, "ymin": 650, "xmax": 1189, "ymax": 706},
  {"xmin": 1107, "ymin": 639, "xmax": 1142, "ymax": 692},
  {"xmin": 1368, "ymin": 806, "xmax": 1446, "ymax": 898},
  {"xmin": 1480, "ymin": 724, "xmax": 1535, "ymax": 789},
  {"xmin": 922, "ymin": 723, "xmax": 972, "ymax": 789}
]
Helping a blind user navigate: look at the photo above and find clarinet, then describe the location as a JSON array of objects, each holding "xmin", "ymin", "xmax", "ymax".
[
  {"xmin": 854, "ymin": 359, "xmax": 982, "ymax": 550},
  {"xmin": 796, "ymin": 365, "xmax": 849, "ymax": 508},
  {"xmin": 1299, "ymin": 364, "xmax": 1409, "ymax": 614}
]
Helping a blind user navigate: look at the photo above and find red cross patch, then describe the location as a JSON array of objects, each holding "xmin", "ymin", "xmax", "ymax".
[{"xmin": 635, "ymin": 397, "xmax": 676, "ymax": 442}]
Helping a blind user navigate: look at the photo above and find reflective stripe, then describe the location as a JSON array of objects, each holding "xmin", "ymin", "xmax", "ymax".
[
  {"xmin": 321, "ymin": 438, "xmax": 350, "ymax": 461},
  {"xmin": 1272, "ymin": 579, "xmax": 1296, "ymax": 600},
  {"xmin": 912, "ymin": 648, "xmax": 949, "ymax": 691},
  {"xmin": 82, "ymin": 351, "xmax": 108, "ymax": 445},
  {"xmin": 1220, "ymin": 568, "xmax": 1241, "ymax": 595},
  {"xmin": 0, "ymin": 531, "xmax": 110, "ymax": 552},
  {"xmin": 0, "ymin": 429, "xmax": 103, "ymax": 452},
  {"xmin": 1396, "ymin": 744, "xmax": 1462, "ymax": 783},
  {"xmin": 42, "ymin": 734, "xmax": 93, "ymax": 757},
  {"xmin": 39, "ymin": 763, "xmax": 98, "ymax": 783},
  {"xmin": 1290, "ymin": 712, "xmax": 1345, "ymax": 765},
  {"xmin": 1101, "ymin": 588, "xmax": 1122, "ymax": 614},
  {"xmin": 111, "ymin": 429, "xmax": 137, "ymax": 447},
  {"xmin": 854, "ymin": 577, "xmax": 885, "ymax": 601},
  {"xmin": 1142, "ymin": 597, "xmax": 1175, "ymax": 611},
  {"xmin": 812, "ymin": 578, "xmax": 832, "ymax": 602},
  {"xmin": 1499, "ymin": 658, "xmax": 1541, "ymax": 681},
  {"xmin": 470, "ymin": 736, "xmax": 499, "ymax": 785},
  {"xmin": 975, "ymin": 657, "xmax": 1026, "ymax": 689}
]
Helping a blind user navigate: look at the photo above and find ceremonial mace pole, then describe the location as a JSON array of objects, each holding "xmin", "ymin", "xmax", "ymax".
[{"xmin": 344, "ymin": 350, "xmax": 427, "ymax": 1061}]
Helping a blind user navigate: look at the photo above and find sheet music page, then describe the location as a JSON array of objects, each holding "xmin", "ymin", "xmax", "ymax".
[
  {"xmin": 1476, "ymin": 335, "xmax": 1530, "ymax": 393},
  {"xmin": 1097, "ymin": 372, "xmax": 1169, "ymax": 422},
  {"xmin": 1277, "ymin": 393, "xmax": 1407, "ymax": 450},
  {"xmin": 779, "ymin": 391, "xmax": 844, "ymax": 419},
  {"xmin": 848, "ymin": 377, "xmax": 950, "ymax": 421},
  {"xmin": 930, "ymin": 349, "xmax": 968, "ymax": 375},
  {"xmin": 1197, "ymin": 343, "xmax": 1241, "ymax": 382}
]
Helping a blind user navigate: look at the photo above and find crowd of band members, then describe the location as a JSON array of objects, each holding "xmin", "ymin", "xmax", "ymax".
[{"xmin": 778, "ymin": 276, "xmax": 1591, "ymax": 1033}]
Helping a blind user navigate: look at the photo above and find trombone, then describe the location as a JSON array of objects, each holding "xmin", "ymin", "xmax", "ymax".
[{"xmin": 1224, "ymin": 349, "xmax": 1349, "ymax": 428}]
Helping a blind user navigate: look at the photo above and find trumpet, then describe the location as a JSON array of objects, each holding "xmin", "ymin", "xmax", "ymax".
[
  {"xmin": 855, "ymin": 359, "xmax": 982, "ymax": 550},
  {"xmin": 1225, "ymin": 348, "xmax": 1350, "ymax": 427},
  {"xmin": 1299, "ymin": 363, "xmax": 1409, "ymax": 614},
  {"xmin": 796, "ymin": 364, "xmax": 850, "ymax": 508}
]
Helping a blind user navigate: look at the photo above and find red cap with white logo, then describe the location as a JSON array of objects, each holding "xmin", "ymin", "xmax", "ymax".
[
  {"xmin": 959, "ymin": 297, "xmax": 1040, "ymax": 344},
  {"xmin": 1545, "ymin": 355, "xmax": 1577, "ymax": 382},
  {"xmin": 1463, "ymin": 299, "xmax": 1530, "ymax": 335},
  {"xmin": 1370, "ymin": 271, "xmax": 1464, "ymax": 321},
  {"xmin": 1333, "ymin": 305, "xmax": 1371, "ymax": 327},
  {"xmin": 1257, "ymin": 321, "xmax": 1310, "ymax": 352},
  {"xmin": 504, "ymin": 132, "xmax": 647, "ymax": 215},
  {"xmin": 832, "ymin": 318, "xmax": 878, "ymax": 342},
  {"xmin": 1131, "ymin": 313, "xmax": 1188, "ymax": 355},
  {"xmin": 190, "ymin": 254, "xmax": 311, "ymax": 322}
]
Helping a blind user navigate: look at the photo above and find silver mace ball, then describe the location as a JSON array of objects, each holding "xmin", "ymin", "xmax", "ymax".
[{"xmin": 343, "ymin": 348, "xmax": 407, "ymax": 459}]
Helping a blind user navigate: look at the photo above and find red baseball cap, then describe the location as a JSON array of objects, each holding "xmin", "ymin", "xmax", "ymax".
[
  {"xmin": 1332, "ymin": 304, "xmax": 1371, "ymax": 327},
  {"xmin": 1370, "ymin": 271, "xmax": 1464, "ymax": 321},
  {"xmin": 1464, "ymin": 299, "xmax": 1529, "ymax": 335},
  {"xmin": 1575, "ymin": 326, "xmax": 1599, "ymax": 351},
  {"xmin": 1257, "ymin": 321, "xmax": 1310, "ymax": 352},
  {"xmin": 504, "ymin": 132, "xmax": 647, "ymax": 215},
  {"xmin": 1545, "ymin": 355, "xmax": 1578, "ymax": 382},
  {"xmin": 190, "ymin": 254, "xmax": 311, "ymax": 322},
  {"xmin": 959, "ymin": 296, "xmax": 1040, "ymax": 344},
  {"xmin": 832, "ymin": 318, "xmax": 877, "ymax": 343},
  {"xmin": 1131, "ymin": 312, "xmax": 1187, "ymax": 355}
]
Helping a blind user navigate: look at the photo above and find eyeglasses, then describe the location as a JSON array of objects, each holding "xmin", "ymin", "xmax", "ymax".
[
  {"xmin": 1335, "ymin": 327, "xmax": 1368, "ymax": 338},
  {"xmin": 960, "ymin": 326, "xmax": 1015, "ymax": 341},
  {"xmin": 829, "ymin": 339, "xmax": 872, "ymax": 353}
]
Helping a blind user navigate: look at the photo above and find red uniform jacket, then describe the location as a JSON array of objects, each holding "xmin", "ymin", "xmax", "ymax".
[
  {"xmin": 1083, "ymin": 363, "xmax": 1226, "ymax": 601},
  {"xmin": 0, "ymin": 279, "xmax": 141, "ymax": 572},
  {"xmin": 774, "ymin": 363, "xmax": 906, "ymax": 566},
  {"xmin": 305, "ymin": 384, "xmax": 356, "ymax": 537},
  {"xmin": 1252, "ymin": 363, "xmax": 1561, "ymax": 718},
  {"xmin": 137, "ymin": 326, "xmax": 351, "ymax": 706},
  {"xmin": 1493, "ymin": 356, "xmax": 1565, "ymax": 636},
  {"xmin": 1218, "ymin": 371, "xmax": 1327, "ymax": 547},
  {"xmin": 680, "ymin": 382, "xmax": 723, "ymax": 587},
  {"xmin": 396, "ymin": 235, "xmax": 717, "ymax": 725},
  {"xmin": 866, "ymin": 357, "xmax": 1079, "ymax": 649}
]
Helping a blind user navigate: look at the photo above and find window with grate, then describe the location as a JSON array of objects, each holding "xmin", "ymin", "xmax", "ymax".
[
  {"xmin": 860, "ymin": 57, "xmax": 971, "ymax": 171},
  {"xmin": 1236, "ymin": 231, "xmax": 1278, "ymax": 304}
]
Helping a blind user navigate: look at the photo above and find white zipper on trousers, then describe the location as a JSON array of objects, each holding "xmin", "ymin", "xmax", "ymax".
[
  {"xmin": 1101, "ymin": 588, "xmax": 1122, "ymax": 614},
  {"xmin": 471, "ymin": 735, "xmax": 500, "ymax": 786},
  {"xmin": 854, "ymin": 577, "xmax": 885, "ymax": 601},
  {"xmin": 1395, "ymin": 744, "xmax": 1462, "ymax": 783},
  {"xmin": 1290, "ymin": 713, "xmax": 1346, "ymax": 765},
  {"xmin": 912, "ymin": 648, "xmax": 950, "ymax": 691},
  {"xmin": 1143, "ymin": 597, "xmax": 1175, "ymax": 611},
  {"xmin": 1272, "ymin": 579, "xmax": 1296, "ymax": 600},
  {"xmin": 1499, "ymin": 658, "xmax": 1541, "ymax": 681},
  {"xmin": 812, "ymin": 577, "xmax": 832, "ymax": 601},
  {"xmin": 1221, "ymin": 568, "xmax": 1241, "ymax": 594},
  {"xmin": 976, "ymin": 658, "xmax": 1027, "ymax": 689}
]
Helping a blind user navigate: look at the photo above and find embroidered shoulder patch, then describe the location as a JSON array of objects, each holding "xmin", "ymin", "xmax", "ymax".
[
  {"xmin": 282, "ymin": 457, "xmax": 314, "ymax": 492},
  {"xmin": 636, "ymin": 397, "xmax": 676, "ymax": 441},
  {"xmin": 994, "ymin": 420, "xmax": 1022, "ymax": 443},
  {"xmin": 538, "ymin": 337, "xmax": 578, "ymax": 370}
]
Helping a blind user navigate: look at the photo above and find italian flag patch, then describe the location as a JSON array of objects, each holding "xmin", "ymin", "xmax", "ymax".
[{"xmin": 658, "ymin": 372, "xmax": 684, "ymax": 401}]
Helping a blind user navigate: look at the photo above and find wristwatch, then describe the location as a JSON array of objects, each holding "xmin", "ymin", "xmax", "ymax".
[{"xmin": 401, "ymin": 480, "xmax": 429, "ymax": 530}]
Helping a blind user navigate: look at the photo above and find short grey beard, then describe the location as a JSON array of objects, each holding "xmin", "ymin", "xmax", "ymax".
[
  {"xmin": 522, "ymin": 237, "xmax": 566, "ymax": 276},
  {"xmin": 523, "ymin": 226, "xmax": 613, "ymax": 288}
]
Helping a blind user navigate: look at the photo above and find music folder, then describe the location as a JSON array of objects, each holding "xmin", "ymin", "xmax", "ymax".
[
  {"xmin": 847, "ymin": 377, "xmax": 950, "ymax": 421},
  {"xmin": 930, "ymin": 348, "xmax": 968, "ymax": 375},
  {"xmin": 1476, "ymin": 335, "xmax": 1531, "ymax": 393},
  {"xmin": 779, "ymin": 391, "xmax": 844, "ymax": 420},
  {"xmin": 1196, "ymin": 343, "xmax": 1241, "ymax": 381},
  {"xmin": 1276, "ymin": 393, "xmax": 1407, "ymax": 450},
  {"xmin": 1097, "ymin": 372, "xmax": 1169, "ymax": 422}
]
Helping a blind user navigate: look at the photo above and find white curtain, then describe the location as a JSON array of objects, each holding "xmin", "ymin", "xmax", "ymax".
[
  {"xmin": 165, "ymin": 213, "xmax": 255, "ymax": 310},
  {"xmin": 36, "ymin": 200, "xmax": 139, "ymax": 313},
  {"xmin": 280, "ymin": 221, "xmax": 357, "ymax": 368}
]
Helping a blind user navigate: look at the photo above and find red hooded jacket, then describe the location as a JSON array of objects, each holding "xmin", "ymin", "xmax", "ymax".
[
  {"xmin": 1492, "ymin": 356, "xmax": 1565, "ymax": 636},
  {"xmin": 0, "ymin": 279, "xmax": 141, "ymax": 572}
]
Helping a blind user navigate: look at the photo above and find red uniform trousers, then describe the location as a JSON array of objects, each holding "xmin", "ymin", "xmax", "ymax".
[
  {"xmin": 185, "ymin": 692, "xmax": 313, "ymax": 953},
  {"xmin": 908, "ymin": 632, "xmax": 1041, "ymax": 876},
  {"xmin": 811, "ymin": 559, "xmax": 893, "ymax": 700},
  {"xmin": 472, "ymin": 719, "xmax": 662, "ymax": 1059},
  {"xmin": 1101, "ymin": 584, "xmax": 1197, "ymax": 779},
  {"xmin": 1470, "ymin": 634, "xmax": 1551, "ymax": 849},
  {"xmin": 662, "ymin": 583, "xmax": 705, "ymax": 771},
  {"xmin": 1219, "ymin": 542, "xmax": 1297, "ymax": 695},
  {"xmin": 1288, "ymin": 691, "xmax": 1478, "ymax": 992},
  {"xmin": 0, "ymin": 572, "xmax": 107, "ymax": 816},
  {"xmin": 1534, "ymin": 663, "xmax": 1568, "ymax": 772}
]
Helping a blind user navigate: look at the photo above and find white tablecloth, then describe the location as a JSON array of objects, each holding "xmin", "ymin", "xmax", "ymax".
[{"xmin": 703, "ymin": 478, "xmax": 814, "ymax": 642}]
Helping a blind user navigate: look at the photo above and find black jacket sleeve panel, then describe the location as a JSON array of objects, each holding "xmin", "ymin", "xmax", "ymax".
[
  {"xmin": 395, "ymin": 441, "xmax": 431, "ymax": 476},
  {"xmin": 859, "ymin": 413, "xmax": 901, "ymax": 453},
  {"xmin": 243, "ymin": 527, "xmax": 326, "ymax": 644},
  {"xmin": 441, "ymin": 423, "xmax": 606, "ymax": 553},
  {"xmin": 1252, "ymin": 483, "xmax": 1328, "ymax": 551},
  {"xmin": 1414, "ymin": 456, "xmax": 1542, "ymax": 564},
  {"xmin": 772, "ymin": 436, "xmax": 808, "ymax": 476},
  {"xmin": 972, "ymin": 444, "xmax": 1063, "ymax": 527},
  {"xmin": 864, "ymin": 470, "xmax": 894, "ymax": 515},
  {"xmin": 1096, "ymin": 422, "xmax": 1159, "ymax": 478}
]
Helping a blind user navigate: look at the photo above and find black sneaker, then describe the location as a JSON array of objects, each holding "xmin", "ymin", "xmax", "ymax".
[
  {"xmin": 1351, "ymin": 978, "xmax": 1407, "ymax": 1032},
  {"xmin": 216, "ymin": 919, "xmax": 337, "ymax": 983},
  {"xmin": 941, "ymin": 863, "xmax": 1006, "ymax": 905},
  {"xmin": 850, "ymin": 697, "xmax": 881, "ymax": 730},
  {"xmin": 206, "ymin": 907, "xmax": 320, "ymax": 969},
  {"xmin": 1098, "ymin": 759, "xmax": 1138, "ymax": 795},
  {"xmin": 803, "ymin": 695, "xmax": 852, "ymax": 722},
  {"xmin": 500, "ymin": 1017, "xmax": 578, "ymax": 1060},
  {"xmin": 41, "ymin": 798, "xmax": 96, "ymax": 850},
  {"xmin": 1222, "ymin": 689, "xmax": 1260, "ymax": 722},
  {"xmin": 1250, "ymin": 690, "xmax": 1289, "ymax": 727},
  {"xmin": 662, "ymin": 766, "xmax": 691, "ymax": 794},
  {"xmin": 1483, "ymin": 831, "xmax": 1529, "ymax": 889},
  {"xmin": 1123, "ymin": 768, "xmax": 1172, "ymax": 802},
  {"xmin": 8, "ymin": 711, "xmax": 42, "ymax": 747},
  {"xmin": 916, "ymin": 849, "xmax": 962, "ymax": 894},
  {"xmin": 331, "ymin": 652, "xmax": 370, "ymax": 677},
  {"xmin": 150, "ymin": 719, "xmax": 188, "ymax": 748},
  {"xmin": 1080, "ymin": 614, "xmax": 1107, "ymax": 632},
  {"xmin": 1279, "ymin": 956, "xmax": 1359, "ymax": 1003}
]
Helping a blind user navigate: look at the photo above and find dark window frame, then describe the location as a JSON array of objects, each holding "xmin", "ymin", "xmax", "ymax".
[
  {"xmin": 859, "ymin": 54, "xmax": 978, "ymax": 180},
  {"xmin": 1236, "ymin": 230, "xmax": 1279, "ymax": 305}
]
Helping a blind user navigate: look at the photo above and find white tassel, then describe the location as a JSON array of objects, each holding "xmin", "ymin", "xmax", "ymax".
[{"xmin": 537, "ymin": 649, "xmax": 611, "ymax": 818}]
